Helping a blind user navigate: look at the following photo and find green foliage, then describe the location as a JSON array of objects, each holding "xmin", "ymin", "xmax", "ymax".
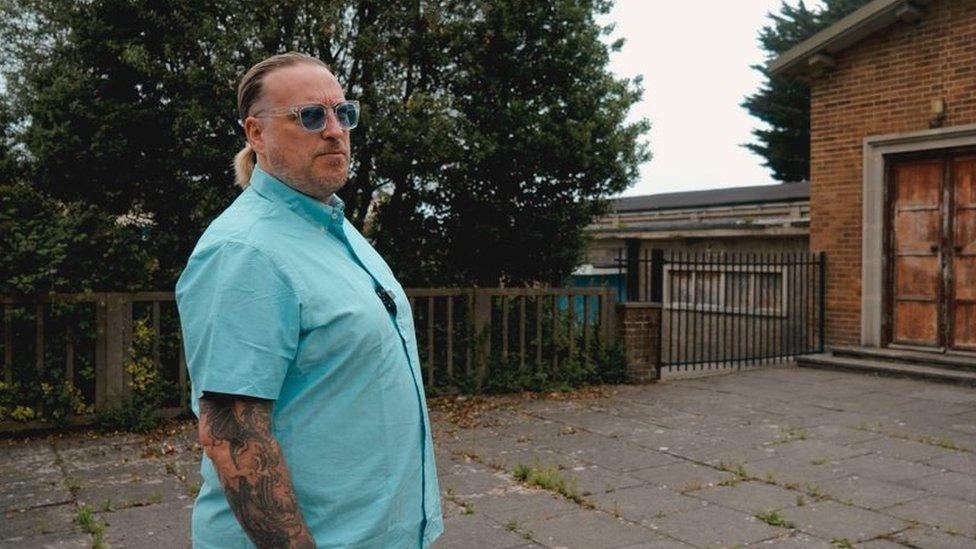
[
  {"xmin": 755, "ymin": 510, "xmax": 795, "ymax": 529},
  {"xmin": 444, "ymin": 331, "xmax": 628, "ymax": 396},
  {"xmin": 742, "ymin": 0, "xmax": 870, "ymax": 182},
  {"xmin": 97, "ymin": 318, "xmax": 176, "ymax": 432},
  {"xmin": 0, "ymin": 0, "xmax": 648, "ymax": 289},
  {"xmin": 512, "ymin": 461, "xmax": 587, "ymax": 505},
  {"xmin": 0, "ymin": 182, "xmax": 155, "ymax": 294},
  {"xmin": 75, "ymin": 504, "xmax": 107, "ymax": 549}
]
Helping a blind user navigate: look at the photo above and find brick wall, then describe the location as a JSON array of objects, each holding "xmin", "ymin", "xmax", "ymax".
[
  {"xmin": 809, "ymin": 0, "xmax": 976, "ymax": 345},
  {"xmin": 616, "ymin": 303, "xmax": 660, "ymax": 382}
]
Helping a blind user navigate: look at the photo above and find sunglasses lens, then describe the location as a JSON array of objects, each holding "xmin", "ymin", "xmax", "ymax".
[
  {"xmin": 336, "ymin": 102, "xmax": 359, "ymax": 129},
  {"xmin": 299, "ymin": 105, "xmax": 327, "ymax": 130}
]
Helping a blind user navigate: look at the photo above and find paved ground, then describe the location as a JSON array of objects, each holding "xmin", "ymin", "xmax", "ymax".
[{"xmin": 2, "ymin": 363, "xmax": 975, "ymax": 548}]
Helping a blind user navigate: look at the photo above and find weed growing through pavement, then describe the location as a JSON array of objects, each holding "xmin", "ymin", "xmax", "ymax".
[
  {"xmin": 755, "ymin": 510, "xmax": 795, "ymax": 529},
  {"xmin": 796, "ymin": 495, "xmax": 805, "ymax": 506},
  {"xmin": 75, "ymin": 505, "xmax": 107, "ymax": 549},
  {"xmin": 505, "ymin": 519, "xmax": 518, "ymax": 531},
  {"xmin": 512, "ymin": 461, "xmax": 591, "ymax": 507},
  {"xmin": 831, "ymin": 538, "xmax": 853, "ymax": 548}
]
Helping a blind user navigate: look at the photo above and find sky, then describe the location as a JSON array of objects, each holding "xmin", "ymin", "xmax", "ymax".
[{"xmin": 603, "ymin": 0, "xmax": 824, "ymax": 197}]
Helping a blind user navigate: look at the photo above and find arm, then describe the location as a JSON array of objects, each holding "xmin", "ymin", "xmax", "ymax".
[{"xmin": 198, "ymin": 392, "xmax": 315, "ymax": 549}]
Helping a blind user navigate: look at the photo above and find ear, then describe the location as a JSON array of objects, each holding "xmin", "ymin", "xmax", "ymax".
[{"xmin": 243, "ymin": 117, "xmax": 267, "ymax": 155}]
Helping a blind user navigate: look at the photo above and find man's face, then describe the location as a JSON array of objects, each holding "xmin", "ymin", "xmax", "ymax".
[{"xmin": 246, "ymin": 64, "xmax": 351, "ymax": 200}]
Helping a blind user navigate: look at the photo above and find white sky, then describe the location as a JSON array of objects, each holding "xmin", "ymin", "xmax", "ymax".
[{"xmin": 603, "ymin": 0, "xmax": 824, "ymax": 197}]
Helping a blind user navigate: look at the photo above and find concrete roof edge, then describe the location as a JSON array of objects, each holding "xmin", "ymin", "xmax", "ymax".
[{"xmin": 768, "ymin": 0, "xmax": 929, "ymax": 76}]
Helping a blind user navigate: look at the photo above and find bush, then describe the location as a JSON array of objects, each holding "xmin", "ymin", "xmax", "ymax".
[{"xmin": 96, "ymin": 319, "xmax": 175, "ymax": 432}]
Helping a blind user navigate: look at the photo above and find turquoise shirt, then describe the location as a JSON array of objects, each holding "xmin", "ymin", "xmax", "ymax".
[{"xmin": 175, "ymin": 166, "xmax": 443, "ymax": 548}]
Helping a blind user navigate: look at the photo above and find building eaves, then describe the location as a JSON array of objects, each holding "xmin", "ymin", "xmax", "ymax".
[
  {"xmin": 610, "ymin": 182, "xmax": 809, "ymax": 214},
  {"xmin": 768, "ymin": 0, "xmax": 932, "ymax": 77}
]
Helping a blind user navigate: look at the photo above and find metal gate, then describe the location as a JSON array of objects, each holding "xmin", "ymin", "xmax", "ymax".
[{"xmin": 618, "ymin": 250, "xmax": 825, "ymax": 374}]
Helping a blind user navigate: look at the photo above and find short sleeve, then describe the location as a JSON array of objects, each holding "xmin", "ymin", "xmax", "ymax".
[{"xmin": 176, "ymin": 240, "xmax": 300, "ymax": 413}]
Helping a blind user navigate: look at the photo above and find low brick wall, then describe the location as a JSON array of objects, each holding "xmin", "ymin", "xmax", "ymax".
[{"xmin": 617, "ymin": 302, "xmax": 661, "ymax": 382}]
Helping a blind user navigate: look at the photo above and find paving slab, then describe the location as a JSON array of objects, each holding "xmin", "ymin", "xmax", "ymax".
[
  {"xmin": 562, "ymin": 463, "xmax": 646, "ymax": 496},
  {"xmin": 520, "ymin": 509, "xmax": 663, "ymax": 548},
  {"xmin": 778, "ymin": 500, "xmax": 909, "ymax": 542},
  {"xmin": 98, "ymin": 499, "xmax": 193, "ymax": 549},
  {"xmin": 687, "ymin": 481, "xmax": 801, "ymax": 515},
  {"xmin": 889, "ymin": 525, "xmax": 976, "ymax": 549},
  {"xmin": 924, "ymin": 451, "xmax": 976, "ymax": 475},
  {"xmin": 849, "ymin": 436, "xmax": 953, "ymax": 463},
  {"xmin": 883, "ymin": 496, "xmax": 976, "ymax": 536},
  {"xmin": 739, "ymin": 456, "xmax": 848, "ymax": 485},
  {"xmin": 628, "ymin": 461, "xmax": 734, "ymax": 491},
  {"xmin": 1, "ymin": 504, "xmax": 79, "ymax": 540},
  {"xmin": 0, "ymin": 475, "xmax": 73, "ymax": 512},
  {"xmin": 432, "ymin": 514, "xmax": 534, "ymax": 548},
  {"xmin": 902, "ymin": 470, "xmax": 976, "ymax": 504},
  {"xmin": 0, "ymin": 531, "xmax": 91, "ymax": 548},
  {"xmin": 646, "ymin": 504, "xmax": 783, "ymax": 548},
  {"xmin": 588, "ymin": 485, "xmax": 706, "ymax": 523},
  {"xmin": 815, "ymin": 475, "xmax": 927, "ymax": 509},
  {"xmin": 832, "ymin": 454, "xmax": 944, "ymax": 485},
  {"xmin": 744, "ymin": 532, "xmax": 834, "ymax": 548}
]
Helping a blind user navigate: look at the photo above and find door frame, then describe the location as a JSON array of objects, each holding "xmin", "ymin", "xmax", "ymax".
[{"xmin": 861, "ymin": 124, "xmax": 976, "ymax": 347}]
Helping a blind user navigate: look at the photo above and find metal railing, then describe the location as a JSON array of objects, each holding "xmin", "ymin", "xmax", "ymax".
[{"xmin": 617, "ymin": 250, "xmax": 825, "ymax": 374}]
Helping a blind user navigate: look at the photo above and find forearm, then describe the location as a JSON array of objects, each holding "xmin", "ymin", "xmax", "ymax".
[{"xmin": 199, "ymin": 393, "xmax": 314, "ymax": 549}]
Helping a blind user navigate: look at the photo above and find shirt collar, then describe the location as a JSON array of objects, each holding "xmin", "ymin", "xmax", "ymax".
[{"xmin": 248, "ymin": 164, "xmax": 346, "ymax": 229}]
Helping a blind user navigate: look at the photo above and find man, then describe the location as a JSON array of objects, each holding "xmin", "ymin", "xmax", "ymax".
[{"xmin": 176, "ymin": 52, "xmax": 443, "ymax": 548}]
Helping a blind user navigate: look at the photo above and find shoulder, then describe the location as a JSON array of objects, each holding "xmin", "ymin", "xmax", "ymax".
[{"xmin": 176, "ymin": 190, "xmax": 302, "ymax": 295}]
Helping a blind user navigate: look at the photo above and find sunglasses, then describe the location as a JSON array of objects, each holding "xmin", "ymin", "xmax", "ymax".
[{"xmin": 254, "ymin": 100, "xmax": 360, "ymax": 132}]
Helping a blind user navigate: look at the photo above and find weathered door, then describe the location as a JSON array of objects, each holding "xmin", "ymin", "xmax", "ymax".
[
  {"xmin": 890, "ymin": 154, "xmax": 976, "ymax": 351},
  {"xmin": 951, "ymin": 157, "xmax": 976, "ymax": 351},
  {"xmin": 891, "ymin": 159, "xmax": 943, "ymax": 347}
]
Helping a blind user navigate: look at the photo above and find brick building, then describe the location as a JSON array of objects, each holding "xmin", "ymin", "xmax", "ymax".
[{"xmin": 770, "ymin": 0, "xmax": 976, "ymax": 364}]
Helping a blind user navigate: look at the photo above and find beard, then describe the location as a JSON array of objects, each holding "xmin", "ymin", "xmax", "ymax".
[{"xmin": 266, "ymin": 146, "xmax": 348, "ymax": 201}]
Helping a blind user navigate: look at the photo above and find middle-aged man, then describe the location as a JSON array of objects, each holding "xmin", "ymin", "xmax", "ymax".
[{"xmin": 175, "ymin": 51, "xmax": 443, "ymax": 548}]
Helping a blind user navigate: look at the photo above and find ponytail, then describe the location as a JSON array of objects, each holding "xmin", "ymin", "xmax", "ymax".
[{"xmin": 233, "ymin": 143, "xmax": 256, "ymax": 188}]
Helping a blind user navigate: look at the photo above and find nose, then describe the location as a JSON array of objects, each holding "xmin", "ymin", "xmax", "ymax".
[{"xmin": 320, "ymin": 108, "xmax": 345, "ymax": 140}]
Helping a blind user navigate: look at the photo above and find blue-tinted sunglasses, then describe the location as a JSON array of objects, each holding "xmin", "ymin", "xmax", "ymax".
[{"xmin": 254, "ymin": 100, "xmax": 360, "ymax": 131}]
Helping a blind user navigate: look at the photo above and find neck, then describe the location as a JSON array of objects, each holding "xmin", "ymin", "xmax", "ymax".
[{"xmin": 256, "ymin": 159, "xmax": 334, "ymax": 204}]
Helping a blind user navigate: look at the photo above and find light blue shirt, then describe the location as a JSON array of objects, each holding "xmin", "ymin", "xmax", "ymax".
[{"xmin": 175, "ymin": 165, "xmax": 443, "ymax": 548}]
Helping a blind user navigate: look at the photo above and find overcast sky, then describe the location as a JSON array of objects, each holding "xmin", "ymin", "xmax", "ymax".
[{"xmin": 602, "ymin": 0, "xmax": 824, "ymax": 197}]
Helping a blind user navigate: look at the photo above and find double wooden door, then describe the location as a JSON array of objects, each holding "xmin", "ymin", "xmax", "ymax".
[{"xmin": 889, "ymin": 154, "xmax": 976, "ymax": 352}]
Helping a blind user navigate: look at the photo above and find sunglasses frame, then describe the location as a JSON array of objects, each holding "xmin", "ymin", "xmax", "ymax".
[{"xmin": 253, "ymin": 100, "xmax": 360, "ymax": 132}]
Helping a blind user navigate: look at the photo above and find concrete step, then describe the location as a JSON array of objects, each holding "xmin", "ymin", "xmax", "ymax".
[
  {"xmin": 830, "ymin": 345, "xmax": 976, "ymax": 373},
  {"xmin": 797, "ymin": 353, "xmax": 976, "ymax": 387}
]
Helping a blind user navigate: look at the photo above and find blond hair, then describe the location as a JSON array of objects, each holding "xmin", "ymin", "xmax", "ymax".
[{"xmin": 233, "ymin": 52, "xmax": 331, "ymax": 188}]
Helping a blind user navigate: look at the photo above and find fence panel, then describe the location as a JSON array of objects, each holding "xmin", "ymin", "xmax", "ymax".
[{"xmin": 0, "ymin": 286, "xmax": 618, "ymax": 431}]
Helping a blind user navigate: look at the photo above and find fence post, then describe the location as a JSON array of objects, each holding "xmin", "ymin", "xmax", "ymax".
[
  {"xmin": 473, "ymin": 289, "xmax": 491, "ymax": 390},
  {"xmin": 96, "ymin": 293, "xmax": 132, "ymax": 410},
  {"xmin": 625, "ymin": 239, "xmax": 641, "ymax": 301},
  {"xmin": 616, "ymin": 302, "xmax": 661, "ymax": 383},
  {"xmin": 818, "ymin": 252, "xmax": 826, "ymax": 352}
]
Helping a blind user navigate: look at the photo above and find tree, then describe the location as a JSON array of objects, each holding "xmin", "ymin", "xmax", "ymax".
[
  {"xmin": 742, "ymin": 0, "xmax": 869, "ymax": 183},
  {"xmin": 1, "ymin": 0, "xmax": 648, "ymax": 289}
]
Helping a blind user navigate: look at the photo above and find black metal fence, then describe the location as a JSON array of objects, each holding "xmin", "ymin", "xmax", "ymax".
[{"xmin": 617, "ymin": 250, "xmax": 825, "ymax": 374}]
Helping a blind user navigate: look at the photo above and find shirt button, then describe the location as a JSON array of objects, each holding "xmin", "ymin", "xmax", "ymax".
[{"xmin": 331, "ymin": 212, "xmax": 338, "ymax": 220}]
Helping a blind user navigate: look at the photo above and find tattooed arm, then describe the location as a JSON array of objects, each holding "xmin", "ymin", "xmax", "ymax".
[{"xmin": 198, "ymin": 392, "xmax": 315, "ymax": 549}]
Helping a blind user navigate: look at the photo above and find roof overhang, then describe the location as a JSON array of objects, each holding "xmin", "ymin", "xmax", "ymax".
[{"xmin": 768, "ymin": 0, "xmax": 932, "ymax": 77}]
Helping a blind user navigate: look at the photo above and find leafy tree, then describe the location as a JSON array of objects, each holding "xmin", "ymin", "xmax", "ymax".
[
  {"xmin": 742, "ymin": 0, "xmax": 869, "ymax": 182},
  {"xmin": 0, "ymin": 182, "xmax": 154, "ymax": 294},
  {"xmin": 1, "ymin": 0, "xmax": 647, "ymax": 289}
]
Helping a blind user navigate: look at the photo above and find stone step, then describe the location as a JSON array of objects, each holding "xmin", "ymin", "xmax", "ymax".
[
  {"xmin": 830, "ymin": 345, "xmax": 976, "ymax": 373},
  {"xmin": 797, "ymin": 353, "xmax": 976, "ymax": 387}
]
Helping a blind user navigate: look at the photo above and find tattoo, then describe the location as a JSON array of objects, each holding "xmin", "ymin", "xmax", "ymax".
[{"xmin": 199, "ymin": 393, "xmax": 315, "ymax": 549}]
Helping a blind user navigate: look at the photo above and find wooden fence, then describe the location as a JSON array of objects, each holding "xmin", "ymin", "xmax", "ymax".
[{"xmin": 0, "ymin": 287, "xmax": 617, "ymax": 431}]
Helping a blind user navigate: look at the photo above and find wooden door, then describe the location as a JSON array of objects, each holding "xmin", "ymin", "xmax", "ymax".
[
  {"xmin": 951, "ymin": 158, "xmax": 976, "ymax": 351},
  {"xmin": 891, "ymin": 159, "xmax": 943, "ymax": 347}
]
